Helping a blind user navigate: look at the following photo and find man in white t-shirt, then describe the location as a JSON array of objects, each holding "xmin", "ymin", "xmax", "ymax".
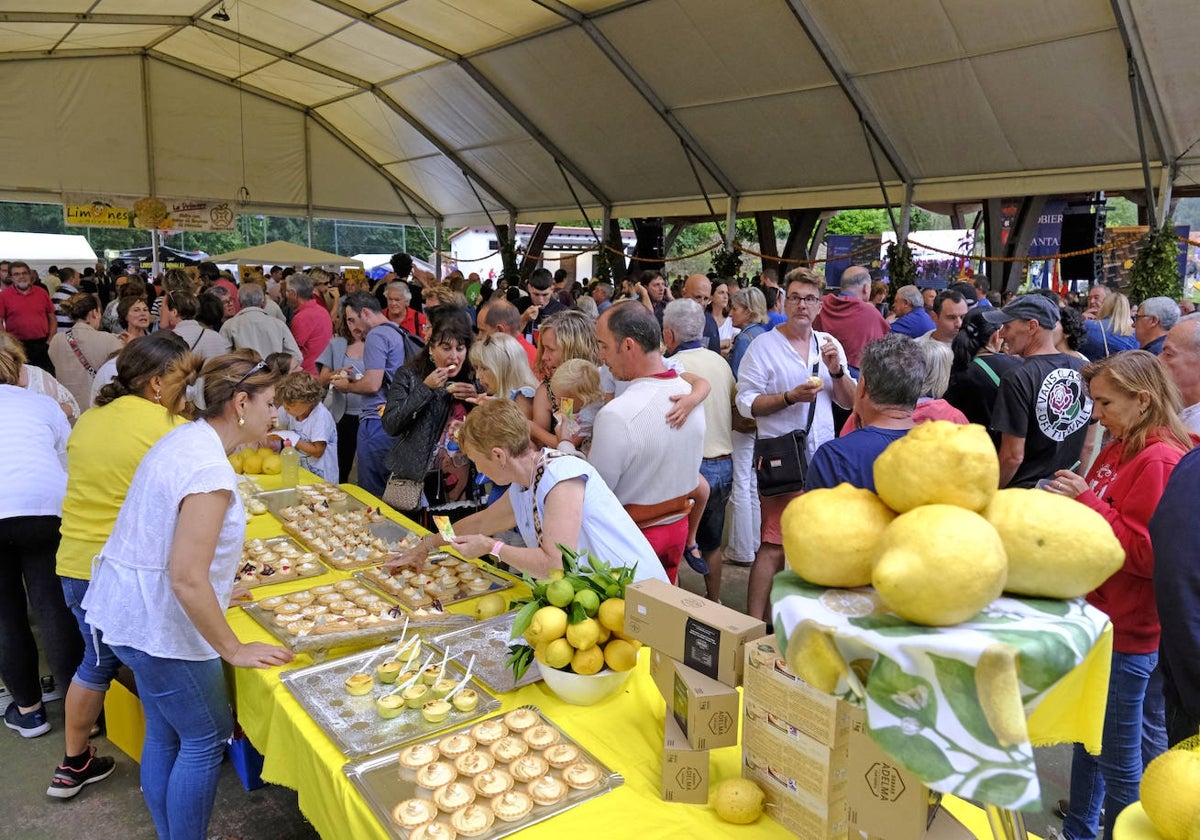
[{"xmin": 591, "ymin": 301, "xmax": 706, "ymax": 583}]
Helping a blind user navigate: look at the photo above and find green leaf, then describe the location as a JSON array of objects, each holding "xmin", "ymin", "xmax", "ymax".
[
  {"xmin": 848, "ymin": 614, "xmax": 940, "ymax": 636},
  {"xmin": 928, "ymin": 653, "xmax": 1002, "ymax": 749},
  {"xmin": 1017, "ymin": 597, "xmax": 1070, "ymax": 617},
  {"xmin": 869, "ymin": 726, "xmax": 955, "ymax": 782},
  {"xmin": 974, "ymin": 772, "xmax": 1032, "ymax": 808},
  {"xmin": 865, "ymin": 655, "xmax": 938, "ymax": 729},
  {"xmin": 988, "ymin": 630, "xmax": 1079, "ymax": 692},
  {"xmin": 568, "ymin": 601, "xmax": 587, "ymax": 624},
  {"xmin": 507, "ymin": 644, "xmax": 533, "ymax": 681},
  {"xmin": 510, "ymin": 601, "xmax": 539, "ymax": 640}
]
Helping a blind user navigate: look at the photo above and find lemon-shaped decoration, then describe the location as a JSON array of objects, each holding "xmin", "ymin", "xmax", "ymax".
[
  {"xmin": 781, "ymin": 484, "xmax": 895, "ymax": 587},
  {"xmin": 874, "ymin": 421, "xmax": 999, "ymax": 513},
  {"xmin": 984, "ymin": 488, "xmax": 1124, "ymax": 598},
  {"xmin": 873, "ymin": 505, "xmax": 1007, "ymax": 626}
]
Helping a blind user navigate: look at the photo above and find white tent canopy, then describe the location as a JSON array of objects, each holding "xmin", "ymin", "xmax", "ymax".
[
  {"xmin": 206, "ymin": 240, "xmax": 363, "ymax": 268},
  {"xmin": 0, "ymin": 231, "xmax": 98, "ymax": 276},
  {"xmin": 0, "ymin": 1, "xmax": 1194, "ymax": 227}
]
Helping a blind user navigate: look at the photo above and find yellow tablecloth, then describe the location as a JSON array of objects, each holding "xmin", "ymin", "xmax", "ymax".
[{"xmin": 230, "ymin": 477, "xmax": 791, "ymax": 838}]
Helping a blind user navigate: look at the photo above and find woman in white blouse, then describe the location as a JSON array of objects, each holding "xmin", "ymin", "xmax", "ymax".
[{"xmin": 83, "ymin": 351, "xmax": 292, "ymax": 839}]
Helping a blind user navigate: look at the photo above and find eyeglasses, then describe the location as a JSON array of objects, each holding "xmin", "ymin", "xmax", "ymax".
[
  {"xmin": 231, "ymin": 360, "xmax": 268, "ymax": 393},
  {"xmin": 786, "ymin": 295, "xmax": 821, "ymax": 305}
]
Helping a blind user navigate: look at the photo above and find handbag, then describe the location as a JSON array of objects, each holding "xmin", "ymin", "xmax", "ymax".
[
  {"xmin": 753, "ymin": 361, "xmax": 818, "ymax": 497},
  {"xmin": 382, "ymin": 475, "xmax": 424, "ymax": 511}
]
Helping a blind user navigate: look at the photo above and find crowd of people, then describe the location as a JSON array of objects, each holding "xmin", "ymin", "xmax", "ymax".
[{"xmin": 2, "ymin": 250, "xmax": 1200, "ymax": 837}]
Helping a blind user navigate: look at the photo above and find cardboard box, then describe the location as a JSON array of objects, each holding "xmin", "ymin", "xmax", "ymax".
[
  {"xmin": 661, "ymin": 711, "xmax": 709, "ymax": 804},
  {"xmin": 744, "ymin": 635, "xmax": 854, "ymax": 749},
  {"xmin": 625, "ymin": 578, "xmax": 766, "ymax": 687},
  {"xmin": 650, "ymin": 650, "xmax": 741, "ymax": 751},
  {"xmin": 103, "ymin": 667, "xmax": 145, "ymax": 763},
  {"xmin": 742, "ymin": 708, "xmax": 849, "ymax": 802},
  {"xmin": 743, "ymin": 755, "xmax": 848, "ymax": 840},
  {"xmin": 846, "ymin": 707, "xmax": 941, "ymax": 840}
]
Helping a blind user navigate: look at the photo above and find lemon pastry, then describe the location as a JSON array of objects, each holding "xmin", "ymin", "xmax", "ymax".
[
  {"xmin": 453, "ymin": 750, "xmax": 494, "ymax": 777},
  {"xmin": 391, "ymin": 798, "xmax": 438, "ymax": 828},
  {"xmin": 344, "ymin": 673, "xmax": 374, "ymax": 696},
  {"xmin": 433, "ymin": 781, "xmax": 476, "ymax": 812},
  {"xmin": 258, "ymin": 596, "xmax": 285, "ymax": 610},
  {"xmin": 452, "ymin": 690, "xmax": 480, "ymax": 713},
  {"xmin": 488, "ymin": 736, "xmax": 528, "ymax": 763},
  {"xmin": 437, "ymin": 733, "xmax": 476, "ymax": 759},
  {"xmin": 562, "ymin": 761, "xmax": 602, "ymax": 790},
  {"xmin": 508, "ymin": 754, "xmax": 549, "ymax": 783},
  {"xmin": 522, "ymin": 724, "xmax": 559, "ymax": 750},
  {"xmin": 470, "ymin": 719, "xmax": 508, "ymax": 745},
  {"xmin": 376, "ymin": 694, "xmax": 405, "ymax": 719},
  {"xmin": 472, "ymin": 769, "xmax": 514, "ymax": 797},
  {"xmin": 422, "ymin": 700, "xmax": 452, "ymax": 723},
  {"xmin": 409, "ymin": 821, "xmax": 457, "ymax": 840},
  {"xmin": 398, "ymin": 742, "xmax": 439, "ymax": 770},
  {"xmin": 503, "ymin": 708, "xmax": 538, "ymax": 733},
  {"xmin": 526, "ymin": 774, "xmax": 569, "ymax": 806},
  {"xmin": 449, "ymin": 804, "xmax": 494, "ymax": 837},
  {"xmin": 286, "ymin": 591, "xmax": 314, "ymax": 606},
  {"xmin": 416, "ymin": 761, "xmax": 456, "ymax": 789},
  {"xmin": 543, "ymin": 742, "xmax": 581, "ymax": 769},
  {"xmin": 491, "ymin": 790, "xmax": 534, "ymax": 822},
  {"xmin": 273, "ymin": 602, "xmax": 302, "ymax": 617}
]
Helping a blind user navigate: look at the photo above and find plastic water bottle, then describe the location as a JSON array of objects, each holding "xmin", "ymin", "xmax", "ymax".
[{"xmin": 280, "ymin": 444, "xmax": 300, "ymax": 488}]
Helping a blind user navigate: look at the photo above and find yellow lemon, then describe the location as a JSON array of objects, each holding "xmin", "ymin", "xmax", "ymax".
[
  {"xmin": 984, "ymin": 488, "xmax": 1124, "ymax": 598},
  {"xmin": 565, "ymin": 618, "xmax": 601, "ymax": 651},
  {"xmin": 240, "ymin": 453, "xmax": 263, "ymax": 475},
  {"xmin": 544, "ymin": 638, "xmax": 574, "ymax": 670},
  {"xmin": 873, "ymin": 505, "xmax": 1007, "ymax": 626},
  {"xmin": 570, "ymin": 645, "xmax": 604, "ymax": 675},
  {"xmin": 525, "ymin": 606, "xmax": 568, "ymax": 645},
  {"xmin": 713, "ymin": 779, "xmax": 765, "ymax": 824},
  {"xmin": 532, "ymin": 642, "xmax": 548, "ymax": 665},
  {"xmin": 474, "ymin": 593, "xmax": 507, "ymax": 620},
  {"xmin": 597, "ymin": 598, "xmax": 625, "ymax": 633},
  {"xmin": 1141, "ymin": 750, "xmax": 1200, "ymax": 840},
  {"xmin": 874, "ymin": 421, "xmax": 1000, "ymax": 513},
  {"xmin": 603, "ymin": 639, "xmax": 638, "ymax": 672},
  {"xmin": 228, "ymin": 451, "xmax": 244, "ymax": 474},
  {"xmin": 785, "ymin": 624, "xmax": 848, "ymax": 694},
  {"xmin": 781, "ymin": 484, "xmax": 895, "ymax": 587},
  {"xmin": 261, "ymin": 453, "xmax": 282, "ymax": 475}
]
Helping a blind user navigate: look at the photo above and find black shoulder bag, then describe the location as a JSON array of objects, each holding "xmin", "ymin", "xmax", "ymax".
[{"xmin": 753, "ymin": 360, "xmax": 819, "ymax": 496}]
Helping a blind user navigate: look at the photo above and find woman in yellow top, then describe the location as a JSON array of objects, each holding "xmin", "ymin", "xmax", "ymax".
[{"xmin": 47, "ymin": 331, "xmax": 189, "ymax": 799}]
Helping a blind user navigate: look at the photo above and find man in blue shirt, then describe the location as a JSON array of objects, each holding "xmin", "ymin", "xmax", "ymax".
[
  {"xmin": 888, "ymin": 285, "xmax": 936, "ymax": 338},
  {"xmin": 806, "ymin": 334, "xmax": 926, "ymax": 492}
]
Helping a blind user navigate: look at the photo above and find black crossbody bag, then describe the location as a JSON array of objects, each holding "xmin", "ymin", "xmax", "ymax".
[{"xmin": 753, "ymin": 361, "xmax": 818, "ymax": 496}]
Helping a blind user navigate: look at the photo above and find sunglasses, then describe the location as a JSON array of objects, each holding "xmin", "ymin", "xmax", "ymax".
[{"xmin": 231, "ymin": 360, "xmax": 268, "ymax": 393}]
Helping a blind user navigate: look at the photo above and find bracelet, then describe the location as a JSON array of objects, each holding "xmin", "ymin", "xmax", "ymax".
[
  {"xmin": 782, "ymin": 390, "xmax": 794, "ymax": 406},
  {"xmin": 831, "ymin": 368, "xmax": 846, "ymax": 379},
  {"xmin": 490, "ymin": 540, "xmax": 505, "ymax": 558}
]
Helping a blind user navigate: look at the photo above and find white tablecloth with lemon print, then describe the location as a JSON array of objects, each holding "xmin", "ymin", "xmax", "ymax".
[{"xmin": 772, "ymin": 572, "xmax": 1112, "ymax": 812}]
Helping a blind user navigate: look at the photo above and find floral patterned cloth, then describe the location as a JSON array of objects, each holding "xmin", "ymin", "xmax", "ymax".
[{"xmin": 771, "ymin": 572, "xmax": 1110, "ymax": 811}]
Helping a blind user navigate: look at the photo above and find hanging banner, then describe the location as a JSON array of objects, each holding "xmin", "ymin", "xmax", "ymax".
[{"xmin": 63, "ymin": 193, "xmax": 237, "ymax": 232}]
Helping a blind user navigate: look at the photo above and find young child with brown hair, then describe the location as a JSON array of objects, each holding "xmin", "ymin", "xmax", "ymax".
[{"xmin": 272, "ymin": 370, "xmax": 338, "ymax": 482}]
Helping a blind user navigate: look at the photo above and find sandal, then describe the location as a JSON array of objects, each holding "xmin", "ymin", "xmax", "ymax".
[{"xmin": 682, "ymin": 544, "xmax": 709, "ymax": 575}]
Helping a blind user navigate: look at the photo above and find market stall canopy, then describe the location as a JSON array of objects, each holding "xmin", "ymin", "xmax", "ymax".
[
  {"xmin": 206, "ymin": 240, "xmax": 363, "ymax": 268},
  {"xmin": 0, "ymin": 1, "xmax": 1193, "ymax": 226},
  {"xmin": 0, "ymin": 231, "xmax": 98, "ymax": 275}
]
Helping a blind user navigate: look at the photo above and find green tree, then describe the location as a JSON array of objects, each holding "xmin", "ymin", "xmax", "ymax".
[
  {"xmin": 1105, "ymin": 197, "xmax": 1139, "ymax": 227},
  {"xmin": 825, "ymin": 209, "xmax": 890, "ymax": 235}
]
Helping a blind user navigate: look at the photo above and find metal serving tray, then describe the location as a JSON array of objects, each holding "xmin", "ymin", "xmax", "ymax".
[
  {"xmin": 259, "ymin": 484, "xmax": 371, "ymax": 521},
  {"xmin": 426, "ymin": 612, "xmax": 542, "ymax": 694},
  {"xmin": 354, "ymin": 553, "xmax": 514, "ymax": 610},
  {"xmin": 241, "ymin": 591, "xmax": 415, "ymax": 657},
  {"xmin": 280, "ymin": 643, "xmax": 500, "ymax": 758},
  {"xmin": 343, "ymin": 706, "xmax": 623, "ymax": 839},
  {"xmin": 235, "ymin": 536, "xmax": 328, "ymax": 590}
]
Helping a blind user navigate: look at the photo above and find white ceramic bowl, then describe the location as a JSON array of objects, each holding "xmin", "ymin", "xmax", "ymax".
[{"xmin": 540, "ymin": 666, "xmax": 633, "ymax": 706}]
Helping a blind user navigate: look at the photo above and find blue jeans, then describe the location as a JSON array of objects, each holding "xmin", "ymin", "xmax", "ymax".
[
  {"xmin": 1062, "ymin": 650, "xmax": 1161, "ymax": 840},
  {"xmin": 1142, "ymin": 665, "xmax": 1167, "ymax": 767},
  {"xmin": 355, "ymin": 415, "xmax": 392, "ymax": 497},
  {"xmin": 110, "ymin": 646, "xmax": 232, "ymax": 840},
  {"xmin": 696, "ymin": 456, "xmax": 734, "ymax": 552},
  {"xmin": 60, "ymin": 576, "xmax": 122, "ymax": 693}
]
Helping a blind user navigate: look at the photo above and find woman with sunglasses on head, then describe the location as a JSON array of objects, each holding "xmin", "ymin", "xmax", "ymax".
[{"xmin": 82, "ymin": 351, "xmax": 293, "ymax": 839}]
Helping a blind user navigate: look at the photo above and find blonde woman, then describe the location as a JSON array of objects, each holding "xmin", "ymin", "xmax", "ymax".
[
  {"xmin": 468, "ymin": 333, "xmax": 538, "ymax": 418},
  {"xmin": 1081, "ymin": 290, "xmax": 1138, "ymax": 359},
  {"xmin": 530, "ymin": 310, "xmax": 598, "ymax": 448}
]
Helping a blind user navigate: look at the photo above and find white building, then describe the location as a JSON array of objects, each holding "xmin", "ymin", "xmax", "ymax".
[{"xmin": 447, "ymin": 224, "xmax": 636, "ymax": 281}]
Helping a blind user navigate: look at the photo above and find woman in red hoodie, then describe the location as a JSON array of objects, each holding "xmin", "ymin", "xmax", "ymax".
[{"xmin": 1045, "ymin": 349, "xmax": 1194, "ymax": 840}]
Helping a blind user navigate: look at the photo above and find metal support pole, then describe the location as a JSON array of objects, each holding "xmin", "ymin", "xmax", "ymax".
[
  {"xmin": 434, "ymin": 221, "xmax": 443, "ymax": 280},
  {"xmin": 725, "ymin": 198, "xmax": 738, "ymax": 248},
  {"xmin": 1156, "ymin": 164, "xmax": 1175, "ymax": 228},
  {"xmin": 304, "ymin": 117, "xmax": 314, "ymax": 247},
  {"xmin": 898, "ymin": 183, "xmax": 915, "ymax": 244},
  {"xmin": 985, "ymin": 804, "xmax": 1029, "ymax": 840}
]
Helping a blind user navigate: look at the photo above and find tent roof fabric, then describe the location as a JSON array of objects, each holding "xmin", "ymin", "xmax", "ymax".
[
  {"xmin": 206, "ymin": 240, "xmax": 363, "ymax": 267},
  {"xmin": 0, "ymin": 231, "xmax": 97, "ymax": 263},
  {"xmin": 0, "ymin": 1, "xmax": 1192, "ymax": 226}
]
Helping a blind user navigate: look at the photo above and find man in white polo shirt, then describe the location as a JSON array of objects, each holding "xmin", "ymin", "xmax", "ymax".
[{"xmin": 591, "ymin": 301, "xmax": 706, "ymax": 584}]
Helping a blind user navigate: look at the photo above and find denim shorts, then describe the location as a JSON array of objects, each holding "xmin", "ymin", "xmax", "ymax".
[
  {"xmin": 60, "ymin": 575, "xmax": 122, "ymax": 693},
  {"xmin": 696, "ymin": 456, "xmax": 734, "ymax": 552}
]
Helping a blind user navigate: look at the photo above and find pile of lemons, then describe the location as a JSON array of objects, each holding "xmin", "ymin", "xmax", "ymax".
[
  {"xmin": 523, "ymin": 581, "xmax": 640, "ymax": 676},
  {"xmin": 782, "ymin": 421, "xmax": 1125, "ymax": 627},
  {"xmin": 229, "ymin": 447, "xmax": 281, "ymax": 475}
]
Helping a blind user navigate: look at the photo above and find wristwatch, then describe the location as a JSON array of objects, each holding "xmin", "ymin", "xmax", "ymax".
[{"xmin": 831, "ymin": 368, "xmax": 846, "ymax": 379}]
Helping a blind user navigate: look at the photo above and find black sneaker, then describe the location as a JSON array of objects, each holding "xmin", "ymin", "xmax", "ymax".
[
  {"xmin": 4, "ymin": 701, "xmax": 49, "ymax": 738},
  {"xmin": 47, "ymin": 746, "xmax": 116, "ymax": 799}
]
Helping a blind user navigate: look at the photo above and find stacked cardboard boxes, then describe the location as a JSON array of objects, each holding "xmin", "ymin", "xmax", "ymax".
[{"xmin": 623, "ymin": 579, "xmax": 766, "ymax": 804}]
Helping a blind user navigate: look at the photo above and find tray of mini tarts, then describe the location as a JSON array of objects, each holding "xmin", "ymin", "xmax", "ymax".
[
  {"xmin": 258, "ymin": 482, "xmax": 370, "ymax": 520},
  {"xmin": 279, "ymin": 642, "xmax": 500, "ymax": 759},
  {"xmin": 424, "ymin": 613, "xmax": 542, "ymax": 695},
  {"xmin": 280, "ymin": 509, "xmax": 421, "ymax": 571},
  {"xmin": 235, "ymin": 536, "xmax": 329, "ymax": 589},
  {"xmin": 241, "ymin": 580, "xmax": 427, "ymax": 656},
  {"xmin": 355, "ymin": 553, "xmax": 515, "ymax": 611},
  {"xmin": 343, "ymin": 705, "xmax": 623, "ymax": 839}
]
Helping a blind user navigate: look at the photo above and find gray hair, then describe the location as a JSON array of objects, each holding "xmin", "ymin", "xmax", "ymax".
[
  {"xmin": 593, "ymin": 282, "xmax": 613, "ymax": 301},
  {"xmin": 731, "ymin": 287, "xmax": 769, "ymax": 325},
  {"xmin": 238, "ymin": 283, "xmax": 265, "ymax": 308},
  {"xmin": 920, "ymin": 340, "xmax": 953, "ymax": 398},
  {"xmin": 1140, "ymin": 296, "xmax": 1180, "ymax": 331},
  {"xmin": 859, "ymin": 334, "xmax": 926, "ymax": 409},
  {"xmin": 289, "ymin": 273, "xmax": 315, "ymax": 300},
  {"xmin": 840, "ymin": 266, "xmax": 871, "ymax": 294},
  {"xmin": 895, "ymin": 284, "xmax": 923, "ymax": 309},
  {"xmin": 575, "ymin": 296, "xmax": 599, "ymax": 319},
  {"xmin": 386, "ymin": 281, "xmax": 411, "ymax": 302},
  {"xmin": 663, "ymin": 299, "xmax": 705, "ymax": 343}
]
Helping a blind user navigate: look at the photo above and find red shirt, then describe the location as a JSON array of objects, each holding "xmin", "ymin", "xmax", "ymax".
[
  {"xmin": 392, "ymin": 307, "xmax": 424, "ymax": 337},
  {"xmin": 517, "ymin": 334, "xmax": 538, "ymax": 373},
  {"xmin": 0, "ymin": 284, "xmax": 55, "ymax": 341},
  {"xmin": 812, "ymin": 295, "xmax": 889, "ymax": 368},
  {"xmin": 289, "ymin": 297, "xmax": 333, "ymax": 375},
  {"xmin": 1079, "ymin": 435, "xmax": 1189, "ymax": 653}
]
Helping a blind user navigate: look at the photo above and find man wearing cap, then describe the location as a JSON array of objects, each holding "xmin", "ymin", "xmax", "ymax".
[{"xmin": 985, "ymin": 295, "xmax": 1092, "ymax": 488}]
